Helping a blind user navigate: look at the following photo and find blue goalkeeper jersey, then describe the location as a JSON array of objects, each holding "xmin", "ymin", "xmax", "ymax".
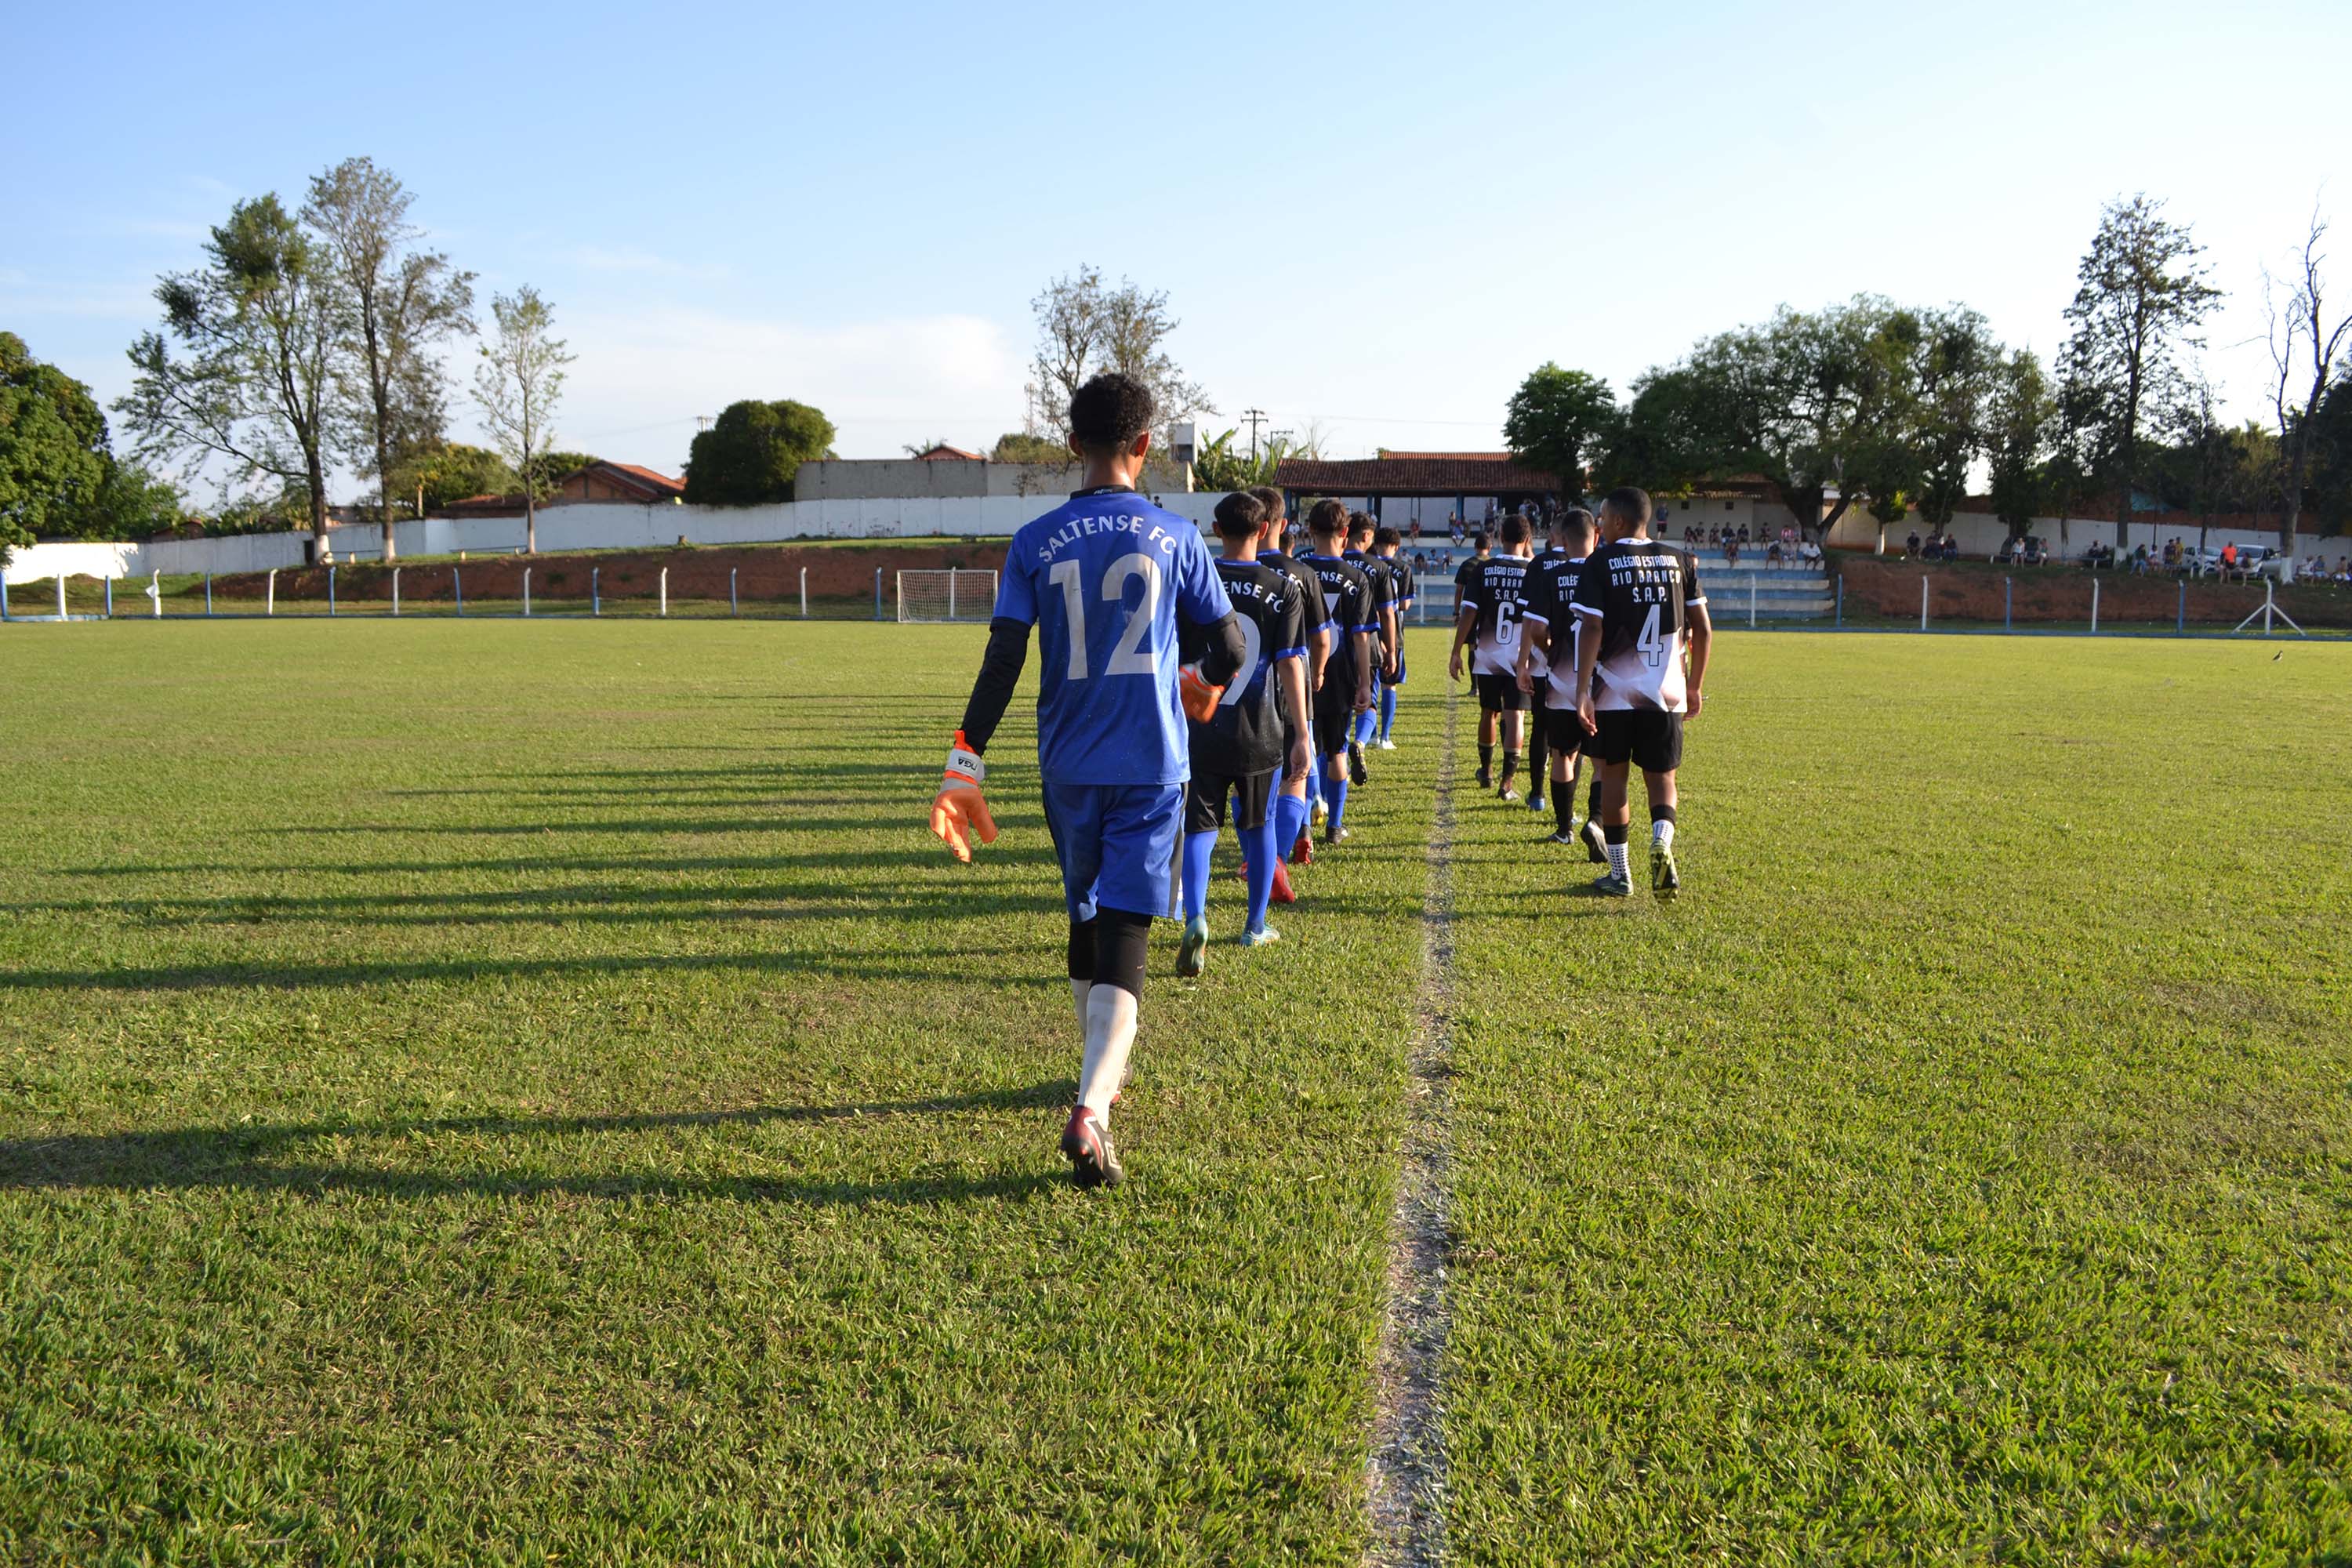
[{"xmin": 993, "ymin": 486, "xmax": 1234, "ymax": 786}]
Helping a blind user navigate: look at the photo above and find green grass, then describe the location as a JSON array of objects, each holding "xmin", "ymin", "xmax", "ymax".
[{"xmin": 2, "ymin": 622, "xmax": 2347, "ymax": 1563}]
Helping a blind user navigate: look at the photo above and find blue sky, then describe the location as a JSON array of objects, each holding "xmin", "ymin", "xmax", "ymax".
[{"xmin": 5, "ymin": 0, "xmax": 2345, "ymax": 487}]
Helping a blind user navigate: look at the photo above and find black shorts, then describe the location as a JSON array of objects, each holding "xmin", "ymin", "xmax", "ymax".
[
  {"xmin": 1185, "ymin": 766, "xmax": 1276, "ymax": 834},
  {"xmin": 1388, "ymin": 647, "xmax": 1407, "ymax": 687},
  {"xmin": 1474, "ymin": 672, "xmax": 1530, "ymax": 713},
  {"xmin": 1541, "ymin": 705, "xmax": 1592, "ymax": 755},
  {"xmin": 1585, "ymin": 709, "xmax": 1684, "ymax": 772},
  {"xmin": 1312, "ymin": 697, "xmax": 1356, "ymax": 758}
]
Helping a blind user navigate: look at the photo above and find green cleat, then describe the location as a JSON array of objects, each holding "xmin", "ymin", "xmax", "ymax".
[
  {"xmin": 1590, "ymin": 872, "xmax": 1633, "ymax": 898},
  {"xmin": 1176, "ymin": 916, "xmax": 1209, "ymax": 978},
  {"xmin": 1652, "ymin": 843, "xmax": 1680, "ymax": 898},
  {"xmin": 1240, "ymin": 924, "xmax": 1281, "ymax": 948}
]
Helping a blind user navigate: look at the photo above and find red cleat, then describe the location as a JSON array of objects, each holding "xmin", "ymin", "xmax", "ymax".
[
  {"xmin": 1290, "ymin": 833, "xmax": 1314, "ymax": 866},
  {"xmin": 1060, "ymin": 1105, "xmax": 1124, "ymax": 1189},
  {"xmin": 1269, "ymin": 861, "xmax": 1297, "ymax": 904}
]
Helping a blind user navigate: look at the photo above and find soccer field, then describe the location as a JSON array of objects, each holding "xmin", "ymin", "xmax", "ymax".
[{"xmin": 2, "ymin": 622, "xmax": 2347, "ymax": 1564}]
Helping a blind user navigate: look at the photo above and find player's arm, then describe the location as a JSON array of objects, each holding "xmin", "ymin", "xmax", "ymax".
[
  {"xmin": 1684, "ymin": 601, "xmax": 1712, "ymax": 720},
  {"xmin": 1447, "ymin": 600, "xmax": 1477, "ymax": 682},
  {"xmin": 1351, "ymin": 628, "xmax": 1375, "ymax": 711},
  {"xmin": 1570, "ymin": 604, "xmax": 1602, "ymax": 732},
  {"xmin": 1309, "ymin": 622, "xmax": 1332, "ymax": 693},
  {"xmin": 935, "ymin": 615, "xmax": 1029, "ymax": 861},
  {"xmin": 1518, "ymin": 614, "xmax": 1549, "ymax": 693},
  {"xmin": 1173, "ymin": 538, "xmax": 1247, "ymax": 719},
  {"xmin": 1278, "ymin": 649, "xmax": 1312, "ymax": 782},
  {"xmin": 1380, "ymin": 598, "xmax": 1401, "ymax": 678}
]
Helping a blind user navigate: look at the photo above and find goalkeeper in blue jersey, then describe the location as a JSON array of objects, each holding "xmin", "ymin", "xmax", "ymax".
[{"xmin": 931, "ymin": 372, "xmax": 1247, "ymax": 1189}]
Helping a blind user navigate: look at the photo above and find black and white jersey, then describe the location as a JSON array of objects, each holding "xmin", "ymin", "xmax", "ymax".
[
  {"xmin": 1258, "ymin": 548, "xmax": 1328, "ymax": 668},
  {"xmin": 1346, "ymin": 549, "xmax": 1395, "ymax": 633},
  {"xmin": 1520, "ymin": 553, "xmax": 1588, "ymax": 709},
  {"xmin": 1382, "ymin": 555, "xmax": 1416, "ymax": 617},
  {"xmin": 1570, "ymin": 537, "xmax": 1706, "ymax": 712},
  {"xmin": 1457, "ymin": 555, "xmax": 1532, "ymax": 677},
  {"xmin": 1451, "ymin": 552, "xmax": 1490, "ymax": 609},
  {"xmin": 1301, "ymin": 554, "xmax": 1377, "ymax": 699},
  {"xmin": 1181, "ymin": 557, "xmax": 1307, "ymax": 773}
]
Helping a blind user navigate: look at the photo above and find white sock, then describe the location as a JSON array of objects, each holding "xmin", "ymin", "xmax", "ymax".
[
  {"xmin": 1077, "ymin": 985, "xmax": 1138, "ymax": 1121},
  {"xmin": 1653, "ymin": 818, "xmax": 1675, "ymax": 852},
  {"xmin": 1069, "ymin": 978, "xmax": 1093, "ymax": 1032},
  {"xmin": 1606, "ymin": 840, "xmax": 1630, "ymax": 881}
]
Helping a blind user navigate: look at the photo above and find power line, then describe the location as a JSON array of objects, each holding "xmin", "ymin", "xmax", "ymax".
[{"xmin": 1240, "ymin": 408, "xmax": 1268, "ymax": 464}]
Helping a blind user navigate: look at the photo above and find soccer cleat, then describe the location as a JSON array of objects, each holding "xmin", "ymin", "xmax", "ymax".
[
  {"xmin": 1176, "ymin": 916, "xmax": 1208, "ymax": 978},
  {"xmin": 1652, "ymin": 843, "xmax": 1680, "ymax": 898},
  {"xmin": 1290, "ymin": 833, "xmax": 1314, "ymax": 866},
  {"xmin": 1348, "ymin": 742, "xmax": 1369, "ymax": 785},
  {"xmin": 1312, "ymin": 797, "xmax": 1328, "ymax": 826},
  {"xmin": 1590, "ymin": 872, "xmax": 1634, "ymax": 898},
  {"xmin": 1240, "ymin": 924, "xmax": 1282, "ymax": 947},
  {"xmin": 1269, "ymin": 862, "xmax": 1297, "ymax": 905},
  {"xmin": 1581, "ymin": 818, "xmax": 1609, "ymax": 864},
  {"xmin": 1542, "ymin": 829, "xmax": 1577, "ymax": 846},
  {"xmin": 1060, "ymin": 1105, "xmax": 1124, "ymax": 1189},
  {"xmin": 1323, "ymin": 826, "xmax": 1351, "ymax": 846},
  {"xmin": 1377, "ymin": 738, "xmax": 1396, "ymax": 751},
  {"xmin": 1474, "ymin": 764, "xmax": 1492, "ymax": 789}
]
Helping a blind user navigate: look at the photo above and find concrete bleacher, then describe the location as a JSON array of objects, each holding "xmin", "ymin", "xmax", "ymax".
[{"xmin": 1394, "ymin": 543, "xmax": 1834, "ymax": 622}]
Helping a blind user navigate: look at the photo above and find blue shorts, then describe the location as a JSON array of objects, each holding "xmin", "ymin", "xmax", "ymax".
[{"xmin": 1040, "ymin": 782, "xmax": 1184, "ymax": 922}]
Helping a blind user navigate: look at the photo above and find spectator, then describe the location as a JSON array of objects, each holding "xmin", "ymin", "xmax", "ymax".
[
  {"xmin": 2220, "ymin": 541, "xmax": 2238, "ymax": 581},
  {"xmin": 1766, "ymin": 539, "xmax": 1784, "ymax": 569},
  {"xmin": 1724, "ymin": 537, "xmax": 1741, "ymax": 568},
  {"xmin": 1905, "ymin": 528, "xmax": 1922, "ymax": 559}
]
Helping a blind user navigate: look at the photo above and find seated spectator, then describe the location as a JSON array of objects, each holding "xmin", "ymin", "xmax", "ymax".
[
  {"xmin": 1766, "ymin": 540, "xmax": 1784, "ymax": 568},
  {"xmin": 1724, "ymin": 538, "xmax": 1741, "ymax": 568},
  {"xmin": 1905, "ymin": 529, "xmax": 1922, "ymax": 558},
  {"xmin": 1798, "ymin": 539, "xmax": 1822, "ymax": 565},
  {"xmin": 1737, "ymin": 523, "xmax": 1752, "ymax": 545}
]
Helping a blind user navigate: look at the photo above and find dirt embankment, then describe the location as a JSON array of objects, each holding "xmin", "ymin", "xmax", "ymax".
[
  {"xmin": 1833, "ymin": 555, "xmax": 2352, "ymax": 628},
  {"xmin": 205, "ymin": 543, "xmax": 1012, "ymax": 602}
]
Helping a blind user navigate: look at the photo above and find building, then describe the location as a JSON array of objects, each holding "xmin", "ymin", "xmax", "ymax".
[
  {"xmin": 1272, "ymin": 451, "xmax": 1562, "ymax": 528},
  {"xmin": 432, "ymin": 460, "xmax": 684, "ymax": 518}
]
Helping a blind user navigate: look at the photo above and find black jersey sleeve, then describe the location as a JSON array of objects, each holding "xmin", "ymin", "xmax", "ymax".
[
  {"xmin": 1683, "ymin": 551, "xmax": 1706, "ymax": 607},
  {"xmin": 1570, "ymin": 545, "xmax": 1609, "ymax": 621},
  {"xmin": 1522, "ymin": 564, "xmax": 1557, "ymax": 626}
]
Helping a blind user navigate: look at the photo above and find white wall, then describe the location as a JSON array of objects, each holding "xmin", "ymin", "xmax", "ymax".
[{"xmin": 1823, "ymin": 509, "xmax": 2333, "ymax": 561}]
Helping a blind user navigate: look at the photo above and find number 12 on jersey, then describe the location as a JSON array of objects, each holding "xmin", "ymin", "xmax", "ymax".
[{"xmin": 1049, "ymin": 554, "xmax": 1163, "ymax": 679}]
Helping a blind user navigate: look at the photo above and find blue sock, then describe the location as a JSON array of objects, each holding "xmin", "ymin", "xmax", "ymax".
[
  {"xmin": 1275, "ymin": 790, "xmax": 1308, "ymax": 853},
  {"xmin": 1304, "ymin": 760, "xmax": 1322, "ymax": 808},
  {"xmin": 1241, "ymin": 819, "xmax": 1279, "ymax": 933},
  {"xmin": 1379, "ymin": 684, "xmax": 1398, "ymax": 742},
  {"xmin": 1355, "ymin": 705, "xmax": 1377, "ymax": 746},
  {"xmin": 1325, "ymin": 765, "xmax": 1350, "ymax": 834},
  {"xmin": 1181, "ymin": 830, "xmax": 1215, "ymax": 923}
]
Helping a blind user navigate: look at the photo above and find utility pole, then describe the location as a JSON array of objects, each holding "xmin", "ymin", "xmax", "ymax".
[{"xmin": 1241, "ymin": 408, "xmax": 1269, "ymax": 465}]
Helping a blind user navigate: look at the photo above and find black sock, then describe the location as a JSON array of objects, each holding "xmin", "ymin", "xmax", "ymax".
[
  {"xmin": 1499, "ymin": 750, "xmax": 1518, "ymax": 785},
  {"xmin": 1603, "ymin": 820, "xmax": 1628, "ymax": 845},
  {"xmin": 1527, "ymin": 725, "xmax": 1547, "ymax": 786},
  {"xmin": 1587, "ymin": 777, "xmax": 1602, "ymax": 821},
  {"xmin": 1553, "ymin": 791, "xmax": 1575, "ymax": 833},
  {"xmin": 1651, "ymin": 803, "xmax": 1678, "ymax": 827},
  {"xmin": 1478, "ymin": 742, "xmax": 1493, "ymax": 774}
]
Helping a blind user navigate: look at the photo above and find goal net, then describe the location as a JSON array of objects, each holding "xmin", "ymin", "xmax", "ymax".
[{"xmin": 896, "ymin": 568, "xmax": 997, "ymax": 623}]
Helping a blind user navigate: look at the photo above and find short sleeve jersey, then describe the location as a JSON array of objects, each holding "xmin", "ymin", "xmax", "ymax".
[
  {"xmin": 1347, "ymin": 549, "xmax": 1396, "ymax": 631},
  {"xmin": 1180, "ymin": 557, "xmax": 1306, "ymax": 775},
  {"xmin": 1302, "ymin": 554, "xmax": 1377, "ymax": 699},
  {"xmin": 1258, "ymin": 547, "xmax": 1328, "ymax": 640},
  {"xmin": 1569, "ymin": 536, "xmax": 1705, "ymax": 713},
  {"xmin": 992, "ymin": 486, "xmax": 1235, "ymax": 784},
  {"xmin": 1520, "ymin": 554, "xmax": 1589, "ymax": 710},
  {"xmin": 1452, "ymin": 552, "xmax": 1490, "ymax": 609},
  {"xmin": 1387, "ymin": 556, "xmax": 1416, "ymax": 613},
  {"xmin": 1458, "ymin": 555, "xmax": 1531, "ymax": 677}
]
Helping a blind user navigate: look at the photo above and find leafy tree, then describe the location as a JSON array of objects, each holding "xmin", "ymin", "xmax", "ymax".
[
  {"xmin": 990, "ymin": 430, "xmax": 1069, "ymax": 464},
  {"xmin": 2309, "ymin": 372, "xmax": 2352, "ymax": 536},
  {"xmin": 1985, "ymin": 349, "xmax": 2056, "ymax": 539},
  {"xmin": 1503, "ymin": 365, "xmax": 1619, "ymax": 497},
  {"xmin": 539, "ymin": 451, "xmax": 597, "ymax": 482},
  {"xmin": 86, "ymin": 462, "xmax": 187, "ymax": 539},
  {"xmin": 0, "ymin": 331, "xmax": 109, "ymax": 555},
  {"xmin": 471, "ymin": 287, "xmax": 573, "ymax": 553},
  {"xmin": 1191, "ymin": 428, "xmax": 1308, "ymax": 492},
  {"xmin": 1023, "ymin": 267, "xmax": 1212, "ymax": 448},
  {"xmin": 682, "ymin": 400, "xmax": 835, "ymax": 506},
  {"xmin": 2060, "ymin": 194, "xmax": 2222, "ymax": 554},
  {"xmin": 116, "ymin": 193, "xmax": 349, "ymax": 554},
  {"xmin": 1592, "ymin": 368, "xmax": 1739, "ymax": 493},
  {"xmin": 2263, "ymin": 208, "xmax": 2352, "ymax": 561},
  {"xmin": 394, "ymin": 441, "xmax": 519, "ymax": 516},
  {"xmin": 303, "ymin": 157, "xmax": 474, "ymax": 554}
]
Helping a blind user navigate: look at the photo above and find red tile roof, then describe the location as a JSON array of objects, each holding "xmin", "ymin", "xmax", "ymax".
[
  {"xmin": 914, "ymin": 444, "xmax": 986, "ymax": 461},
  {"xmin": 593, "ymin": 462, "xmax": 685, "ymax": 499},
  {"xmin": 1374, "ymin": 450, "xmax": 1517, "ymax": 461},
  {"xmin": 1276, "ymin": 456, "xmax": 1563, "ymax": 494}
]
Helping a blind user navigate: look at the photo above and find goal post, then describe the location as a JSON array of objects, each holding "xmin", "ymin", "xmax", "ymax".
[{"xmin": 895, "ymin": 568, "xmax": 997, "ymax": 624}]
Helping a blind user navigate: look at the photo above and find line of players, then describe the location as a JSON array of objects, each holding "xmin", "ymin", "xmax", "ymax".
[
  {"xmin": 1446, "ymin": 488, "xmax": 1711, "ymax": 897},
  {"xmin": 1171, "ymin": 488, "xmax": 1418, "ymax": 977}
]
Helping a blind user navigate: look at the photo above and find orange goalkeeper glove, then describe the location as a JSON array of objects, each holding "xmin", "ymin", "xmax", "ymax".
[
  {"xmin": 930, "ymin": 731, "xmax": 998, "ymax": 862},
  {"xmin": 1178, "ymin": 662, "xmax": 1227, "ymax": 724}
]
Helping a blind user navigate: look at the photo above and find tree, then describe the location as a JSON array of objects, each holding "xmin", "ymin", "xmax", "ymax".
[
  {"xmin": 2309, "ymin": 372, "xmax": 2352, "ymax": 536},
  {"xmin": 85, "ymin": 462, "xmax": 187, "ymax": 539},
  {"xmin": 991, "ymin": 430, "xmax": 1068, "ymax": 464},
  {"xmin": 682, "ymin": 399, "xmax": 834, "ymax": 506},
  {"xmin": 303, "ymin": 157, "xmax": 475, "ymax": 556},
  {"xmin": 1023, "ymin": 267, "xmax": 1212, "ymax": 448},
  {"xmin": 471, "ymin": 287, "xmax": 573, "ymax": 554},
  {"xmin": 0, "ymin": 331, "xmax": 110, "ymax": 556},
  {"xmin": 1503, "ymin": 365, "xmax": 1619, "ymax": 497},
  {"xmin": 394, "ymin": 441, "xmax": 518, "ymax": 516},
  {"xmin": 1191, "ymin": 428, "xmax": 1306, "ymax": 492},
  {"xmin": 2158, "ymin": 375, "xmax": 2244, "ymax": 559},
  {"xmin": 2060, "ymin": 194, "xmax": 2222, "ymax": 554},
  {"xmin": 1984, "ymin": 349, "xmax": 2056, "ymax": 539},
  {"xmin": 116, "ymin": 194, "xmax": 349, "ymax": 553},
  {"xmin": 2263, "ymin": 205, "xmax": 2352, "ymax": 565},
  {"xmin": 1592, "ymin": 367, "xmax": 1740, "ymax": 493}
]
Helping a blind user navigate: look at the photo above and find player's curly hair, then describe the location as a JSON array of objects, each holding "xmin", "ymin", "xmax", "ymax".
[
  {"xmin": 1373, "ymin": 526, "xmax": 1401, "ymax": 549},
  {"xmin": 1305, "ymin": 498, "xmax": 1350, "ymax": 537},
  {"xmin": 1068, "ymin": 373, "xmax": 1156, "ymax": 454},
  {"xmin": 1214, "ymin": 492, "xmax": 1266, "ymax": 539},
  {"xmin": 1602, "ymin": 486, "xmax": 1653, "ymax": 528}
]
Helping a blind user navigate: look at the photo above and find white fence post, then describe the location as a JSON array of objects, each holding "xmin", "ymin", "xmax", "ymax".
[
  {"xmin": 56, "ymin": 575, "xmax": 67, "ymax": 620},
  {"xmin": 267, "ymin": 569, "xmax": 277, "ymax": 617},
  {"xmin": 659, "ymin": 568, "xmax": 668, "ymax": 618},
  {"xmin": 730, "ymin": 568, "xmax": 739, "ymax": 617},
  {"xmin": 2090, "ymin": 577, "xmax": 2100, "ymax": 634},
  {"xmin": 522, "ymin": 567, "xmax": 532, "ymax": 618},
  {"xmin": 1919, "ymin": 574, "xmax": 1928, "ymax": 631},
  {"xmin": 151, "ymin": 570, "xmax": 162, "ymax": 618},
  {"xmin": 204, "ymin": 575, "xmax": 212, "ymax": 616},
  {"xmin": 104, "ymin": 576, "xmax": 113, "ymax": 618},
  {"xmin": 592, "ymin": 568, "xmax": 601, "ymax": 617},
  {"xmin": 1748, "ymin": 572, "xmax": 1757, "ymax": 628},
  {"xmin": 800, "ymin": 567, "xmax": 808, "ymax": 619},
  {"xmin": 391, "ymin": 568, "xmax": 401, "ymax": 616},
  {"xmin": 328, "ymin": 565, "xmax": 336, "ymax": 617}
]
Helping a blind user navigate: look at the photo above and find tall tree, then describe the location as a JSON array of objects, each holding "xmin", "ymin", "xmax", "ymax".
[
  {"xmin": 1503, "ymin": 364, "xmax": 1619, "ymax": 498},
  {"xmin": 0, "ymin": 331, "xmax": 110, "ymax": 556},
  {"xmin": 303, "ymin": 157, "xmax": 475, "ymax": 557},
  {"xmin": 471, "ymin": 287, "xmax": 572, "ymax": 554},
  {"xmin": 1023, "ymin": 267, "xmax": 1212, "ymax": 448},
  {"xmin": 681, "ymin": 399, "xmax": 835, "ymax": 506},
  {"xmin": 116, "ymin": 194, "xmax": 349, "ymax": 553},
  {"xmin": 2263, "ymin": 205, "xmax": 2352, "ymax": 567},
  {"xmin": 2159, "ymin": 375, "xmax": 2243, "ymax": 559},
  {"xmin": 2060, "ymin": 194, "xmax": 2222, "ymax": 554},
  {"xmin": 1984, "ymin": 348, "xmax": 2056, "ymax": 540}
]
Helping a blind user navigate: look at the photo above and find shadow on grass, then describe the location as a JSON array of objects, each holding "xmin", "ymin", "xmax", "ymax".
[{"xmin": 0, "ymin": 1083, "xmax": 1074, "ymax": 1205}]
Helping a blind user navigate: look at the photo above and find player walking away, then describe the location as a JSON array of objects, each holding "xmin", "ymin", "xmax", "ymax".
[
  {"xmin": 1343, "ymin": 512, "xmax": 1395, "ymax": 785},
  {"xmin": 1178, "ymin": 492, "xmax": 1312, "ymax": 972},
  {"xmin": 1449, "ymin": 514, "xmax": 1534, "ymax": 800},
  {"xmin": 1569, "ymin": 486, "xmax": 1712, "ymax": 898},
  {"xmin": 1300, "ymin": 499, "xmax": 1377, "ymax": 844},
  {"xmin": 1249, "ymin": 483, "xmax": 1329, "ymax": 880},
  {"xmin": 1519, "ymin": 507, "xmax": 1604, "ymax": 851},
  {"xmin": 1517, "ymin": 521, "xmax": 1573, "ymax": 815},
  {"xmin": 931, "ymin": 372, "xmax": 1247, "ymax": 1189},
  {"xmin": 1372, "ymin": 526, "xmax": 1413, "ymax": 748}
]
